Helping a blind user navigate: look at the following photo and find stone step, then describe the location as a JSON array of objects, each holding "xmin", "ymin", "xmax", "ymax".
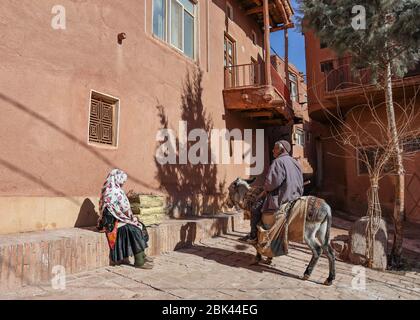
[{"xmin": 0, "ymin": 213, "xmax": 245, "ymax": 291}]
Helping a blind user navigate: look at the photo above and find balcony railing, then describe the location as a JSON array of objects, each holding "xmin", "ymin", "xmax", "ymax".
[
  {"xmin": 271, "ymin": 64, "xmax": 290, "ymax": 102},
  {"xmin": 224, "ymin": 63, "xmax": 265, "ymax": 89},
  {"xmin": 224, "ymin": 63, "xmax": 290, "ymax": 100},
  {"xmin": 325, "ymin": 57, "xmax": 420, "ymax": 93}
]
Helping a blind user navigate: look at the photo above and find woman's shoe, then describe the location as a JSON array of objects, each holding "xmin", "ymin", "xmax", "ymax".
[{"xmin": 134, "ymin": 252, "xmax": 145, "ymax": 267}]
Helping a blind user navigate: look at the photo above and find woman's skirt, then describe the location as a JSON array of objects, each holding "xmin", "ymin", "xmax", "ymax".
[
  {"xmin": 98, "ymin": 207, "xmax": 148, "ymax": 262},
  {"xmin": 110, "ymin": 224, "xmax": 148, "ymax": 262}
]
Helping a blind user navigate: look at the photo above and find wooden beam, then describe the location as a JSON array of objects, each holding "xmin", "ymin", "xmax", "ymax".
[
  {"xmin": 246, "ymin": 6, "xmax": 263, "ymax": 15},
  {"xmin": 242, "ymin": 111, "xmax": 274, "ymax": 118},
  {"xmin": 274, "ymin": 0, "xmax": 290, "ymax": 25},
  {"xmin": 260, "ymin": 119, "xmax": 285, "ymax": 126},
  {"xmin": 246, "ymin": 3, "xmax": 275, "ymax": 15},
  {"xmin": 263, "ymin": 0, "xmax": 272, "ymax": 86},
  {"xmin": 270, "ymin": 22, "xmax": 294, "ymax": 33},
  {"xmin": 281, "ymin": 0, "xmax": 294, "ymax": 17},
  {"xmin": 285, "ymin": 27, "xmax": 290, "ymax": 107}
]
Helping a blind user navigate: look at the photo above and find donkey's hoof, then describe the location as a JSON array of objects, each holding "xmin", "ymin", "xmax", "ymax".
[
  {"xmin": 261, "ymin": 258, "xmax": 272, "ymax": 265},
  {"xmin": 302, "ymin": 274, "xmax": 310, "ymax": 281},
  {"xmin": 323, "ymin": 279, "xmax": 333, "ymax": 286}
]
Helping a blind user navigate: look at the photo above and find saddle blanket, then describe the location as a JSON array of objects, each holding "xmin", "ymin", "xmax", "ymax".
[{"xmin": 255, "ymin": 196, "xmax": 325, "ymax": 258}]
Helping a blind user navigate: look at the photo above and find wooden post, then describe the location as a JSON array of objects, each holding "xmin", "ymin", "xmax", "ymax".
[
  {"xmin": 284, "ymin": 27, "xmax": 290, "ymax": 103},
  {"xmin": 263, "ymin": 0, "xmax": 272, "ymax": 86}
]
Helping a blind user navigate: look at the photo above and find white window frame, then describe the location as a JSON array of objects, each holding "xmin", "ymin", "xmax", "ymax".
[
  {"xmin": 294, "ymin": 127, "xmax": 305, "ymax": 147},
  {"xmin": 87, "ymin": 90, "xmax": 120, "ymax": 149},
  {"xmin": 289, "ymin": 72, "xmax": 299, "ymax": 102},
  {"xmin": 152, "ymin": 0, "xmax": 197, "ymax": 60}
]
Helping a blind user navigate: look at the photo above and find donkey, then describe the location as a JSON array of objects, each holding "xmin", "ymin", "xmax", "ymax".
[{"xmin": 226, "ymin": 177, "xmax": 336, "ymax": 286}]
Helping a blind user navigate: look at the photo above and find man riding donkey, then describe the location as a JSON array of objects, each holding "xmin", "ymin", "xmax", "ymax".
[
  {"xmin": 228, "ymin": 139, "xmax": 336, "ymax": 285},
  {"xmin": 240, "ymin": 139, "xmax": 304, "ymax": 246}
]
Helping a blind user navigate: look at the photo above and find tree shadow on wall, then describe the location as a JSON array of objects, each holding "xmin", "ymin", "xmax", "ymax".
[{"xmin": 155, "ymin": 68, "xmax": 226, "ymax": 218}]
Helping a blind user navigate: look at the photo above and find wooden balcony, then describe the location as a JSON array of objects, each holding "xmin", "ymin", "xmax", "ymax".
[
  {"xmin": 323, "ymin": 57, "xmax": 420, "ymax": 106},
  {"xmin": 222, "ymin": 62, "xmax": 293, "ymax": 125}
]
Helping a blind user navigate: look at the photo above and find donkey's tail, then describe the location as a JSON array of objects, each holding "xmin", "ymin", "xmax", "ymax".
[{"xmin": 322, "ymin": 202, "xmax": 333, "ymax": 247}]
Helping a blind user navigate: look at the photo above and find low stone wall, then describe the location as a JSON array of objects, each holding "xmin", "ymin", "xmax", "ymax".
[{"xmin": 0, "ymin": 213, "xmax": 244, "ymax": 290}]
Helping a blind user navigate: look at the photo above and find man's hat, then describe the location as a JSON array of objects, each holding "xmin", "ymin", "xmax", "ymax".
[{"xmin": 276, "ymin": 140, "xmax": 291, "ymax": 153}]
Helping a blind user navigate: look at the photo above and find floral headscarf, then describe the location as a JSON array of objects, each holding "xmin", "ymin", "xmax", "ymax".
[{"xmin": 99, "ymin": 169, "xmax": 142, "ymax": 230}]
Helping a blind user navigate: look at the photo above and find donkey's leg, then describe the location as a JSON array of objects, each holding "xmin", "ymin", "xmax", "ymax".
[
  {"xmin": 316, "ymin": 204, "xmax": 336, "ymax": 286},
  {"xmin": 323, "ymin": 244, "xmax": 336, "ymax": 286},
  {"xmin": 303, "ymin": 223, "xmax": 323, "ymax": 280}
]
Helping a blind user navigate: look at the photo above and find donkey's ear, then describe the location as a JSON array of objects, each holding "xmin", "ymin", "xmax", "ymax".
[{"xmin": 243, "ymin": 177, "xmax": 256, "ymax": 185}]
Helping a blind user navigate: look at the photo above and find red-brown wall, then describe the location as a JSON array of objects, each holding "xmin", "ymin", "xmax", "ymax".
[{"xmin": 0, "ymin": 0, "xmax": 268, "ymax": 233}]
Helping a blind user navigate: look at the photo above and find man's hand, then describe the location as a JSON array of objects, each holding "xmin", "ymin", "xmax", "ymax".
[{"xmin": 257, "ymin": 190, "xmax": 267, "ymax": 200}]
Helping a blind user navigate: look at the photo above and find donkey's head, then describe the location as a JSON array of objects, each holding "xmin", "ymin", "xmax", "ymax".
[{"xmin": 226, "ymin": 177, "xmax": 256, "ymax": 209}]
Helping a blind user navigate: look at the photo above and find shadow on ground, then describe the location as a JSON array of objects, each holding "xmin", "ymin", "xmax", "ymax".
[{"xmin": 176, "ymin": 241, "xmax": 318, "ymax": 283}]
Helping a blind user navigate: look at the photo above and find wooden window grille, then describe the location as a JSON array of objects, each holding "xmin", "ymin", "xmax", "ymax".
[{"xmin": 89, "ymin": 91, "xmax": 119, "ymax": 147}]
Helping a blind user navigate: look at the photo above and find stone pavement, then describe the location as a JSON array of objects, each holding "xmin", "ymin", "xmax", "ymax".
[{"xmin": 1, "ymin": 224, "xmax": 420, "ymax": 300}]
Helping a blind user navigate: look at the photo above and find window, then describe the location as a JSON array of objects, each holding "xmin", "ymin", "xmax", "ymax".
[
  {"xmin": 226, "ymin": 2, "xmax": 233, "ymax": 20},
  {"xmin": 224, "ymin": 35, "xmax": 236, "ymax": 87},
  {"xmin": 152, "ymin": 0, "xmax": 196, "ymax": 59},
  {"xmin": 289, "ymin": 72, "xmax": 298, "ymax": 102},
  {"xmin": 402, "ymin": 137, "xmax": 420, "ymax": 153},
  {"xmin": 294, "ymin": 128, "xmax": 305, "ymax": 147},
  {"xmin": 320, "ymin": 60, "xmax": 334, "ymax": 73},
  {"xmin": 252, "ymin": 30, "xmax": 257, "ymax": 45},
  {"xmin": 357, "ymin": 146, "xmax": 395, "ymax": 175},
  {"xmin": 320, "ymin": 41, "xmax": 328, "ymax": 49},
  {"xmin": 89, "ymin": 91, "xmax": 119, "ymax": 147},
  {"xmin": 153, "ymin": 0, "xmax": 166, "ymax": 40}
]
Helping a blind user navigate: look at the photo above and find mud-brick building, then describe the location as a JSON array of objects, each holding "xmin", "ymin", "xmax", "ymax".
[
  {"xmin": 0, "ymin": 0, "xmax": 307, "ymax": 235},
  {"xmin": 304, "ymin": 30, "xmax": 420, "ymax": 223}
]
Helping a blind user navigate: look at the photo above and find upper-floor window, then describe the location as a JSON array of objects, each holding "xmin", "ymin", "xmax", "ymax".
[
  {"xmin": 226, "ymin": 2, "xmax": 233, "ymax": 20},
  {"xmin": 289, "ymin": 72, "xmax": 298, "ymax": 102},
  {"xmin": 402, "ymin": 136, "xmax": 420, "ymax": 153},
  {"xmin": 320, "ymin": 60, "xmax": 334, "ymax": 73},
  {"xmin": 153, "ymin": 0, "xmax": 196, "ymax": 59},
  {"xmin": 294, "ymin": 128, "xmax": 305, "ymax": 147}
]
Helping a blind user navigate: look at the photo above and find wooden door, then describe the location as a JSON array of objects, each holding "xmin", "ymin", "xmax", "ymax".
[{"xmin": 224, "ymin": 35, "xmax": 236, "ymax": 87}]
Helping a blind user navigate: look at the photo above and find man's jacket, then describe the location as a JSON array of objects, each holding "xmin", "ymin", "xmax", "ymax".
[{"xmin": 262, "ymin": 152, "xmax": 304, "ymax": 212}]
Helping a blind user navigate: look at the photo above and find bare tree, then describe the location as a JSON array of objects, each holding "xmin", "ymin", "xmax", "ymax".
[{"xmin": 314, "ymin": 78, "xmax": 420, "ymax": 267}]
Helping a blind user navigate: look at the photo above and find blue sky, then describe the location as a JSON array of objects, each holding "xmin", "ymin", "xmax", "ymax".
[{"xmin": 270, "ymin": 0, "xmax": 306, "ymax": 74}]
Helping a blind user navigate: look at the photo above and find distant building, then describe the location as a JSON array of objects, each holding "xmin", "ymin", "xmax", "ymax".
[{"xmin": 304, "ymin": 29, "xmax": 420, "ymax": 222}]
